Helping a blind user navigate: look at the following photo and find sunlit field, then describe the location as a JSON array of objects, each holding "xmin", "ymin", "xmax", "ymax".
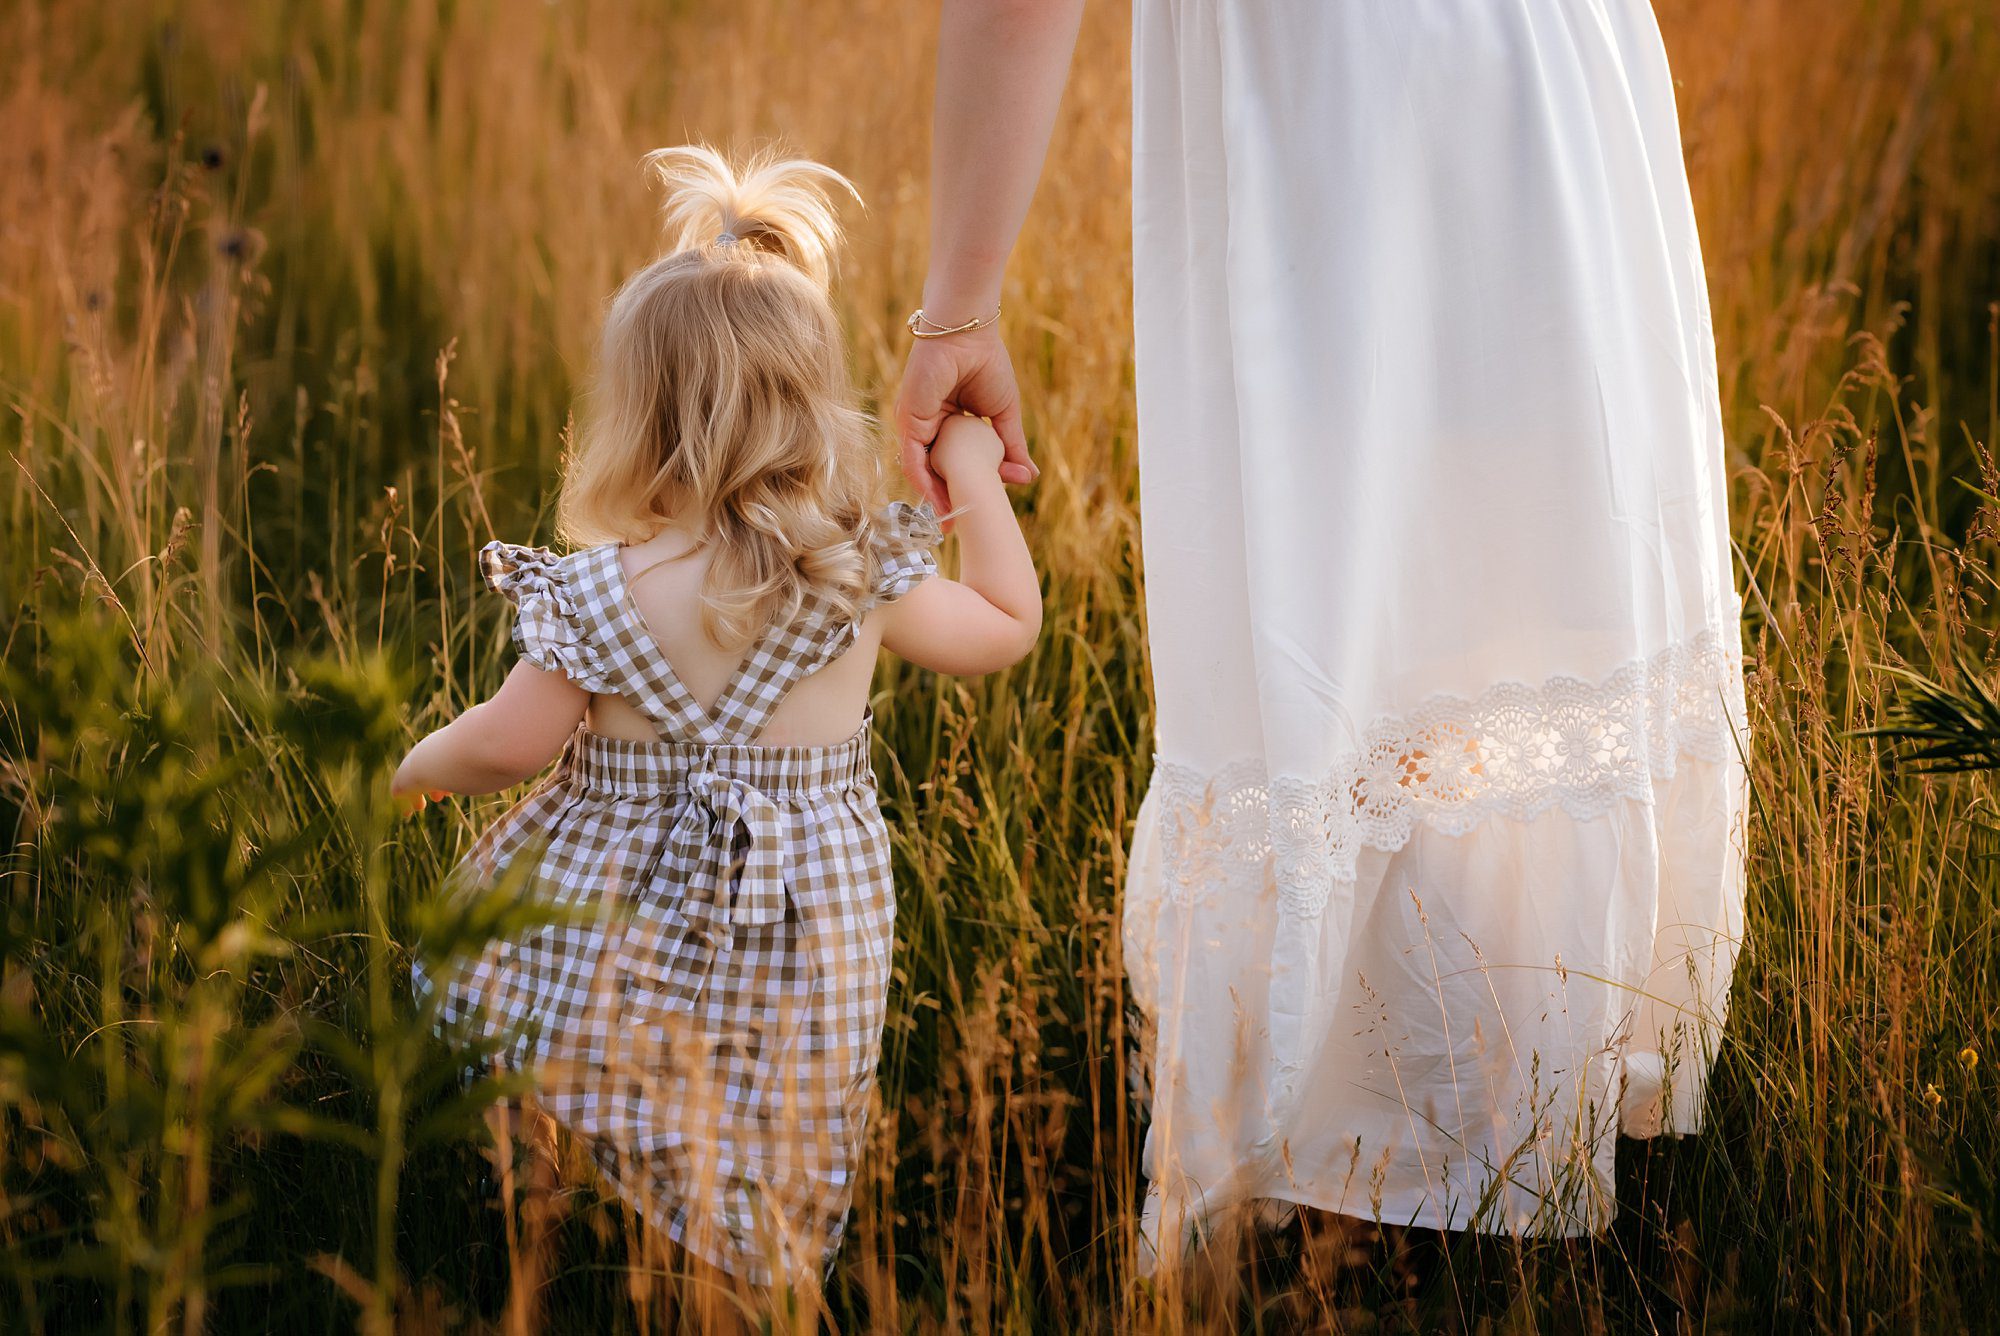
[{"xmin": 6, "ymin": 0, "xmax": 2000, "ymax": 1330}]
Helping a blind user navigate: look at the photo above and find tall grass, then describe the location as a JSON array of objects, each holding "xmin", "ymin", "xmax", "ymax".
[{"xmin": 4, "ymin": 0, "xmax": 1999, "ymax": 1329}]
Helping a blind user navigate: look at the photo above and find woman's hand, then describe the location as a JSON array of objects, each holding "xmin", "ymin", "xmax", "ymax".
[{"xmin": 894, "ymin": 324, "xmax": 1038, "ymax": 512}]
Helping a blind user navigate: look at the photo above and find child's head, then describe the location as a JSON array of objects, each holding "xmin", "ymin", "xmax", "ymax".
[{"xmin": 560, "ymin": 145, "xmax": 880, "ymax": 647}]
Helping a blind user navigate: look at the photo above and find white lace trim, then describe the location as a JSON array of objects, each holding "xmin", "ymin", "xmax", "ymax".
[{"xmin": 1152, "ymin": 630, "xmax": 1746, "ymax": 919}]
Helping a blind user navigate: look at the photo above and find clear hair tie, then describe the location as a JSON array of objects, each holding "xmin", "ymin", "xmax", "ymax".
[{"xmin": 714, "ymin": 231, "xmax": 739, "ymax": 248}]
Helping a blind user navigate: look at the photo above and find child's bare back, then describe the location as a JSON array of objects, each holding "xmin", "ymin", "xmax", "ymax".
[{"xmin": 598, "ymin": 415, "xmax": 1027, "ymax": 749}]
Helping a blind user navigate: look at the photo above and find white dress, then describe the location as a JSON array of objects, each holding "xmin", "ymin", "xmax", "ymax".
[{"xmin": 1124, "ymin": 0, "xmax": 1750, "ymax": 1265}]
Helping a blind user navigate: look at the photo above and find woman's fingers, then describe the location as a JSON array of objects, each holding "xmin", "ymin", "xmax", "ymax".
[
  {"xmin": 894, "ymin": 413, "xmax": 954, "ymax": 513},
  {"xmin": 893, "ymin": 348, "xmax": 948, "ymax": 492},
  {"xmin": 990, "ymin": 399, "xmax": 1037, "ymax": 484},
  {"xmin": 956, "ymin": 334, "xmax": 1036, "ymax": 485},
  {"xmin": 895, "ymin": 342, "xmax": 965, "ymax": 512},
  {"xmin": 899, "ymin": 433, "xmax": 954, "ymax": 512}
]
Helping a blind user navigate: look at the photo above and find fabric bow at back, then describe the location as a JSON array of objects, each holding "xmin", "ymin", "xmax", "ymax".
[
  {"xmin": 669, "ymin": 769, "xmax": 788, "ymax": 938},
  {"xmin": 616, "ymin": 769, "xmax": 791, "ymax": 1020}
]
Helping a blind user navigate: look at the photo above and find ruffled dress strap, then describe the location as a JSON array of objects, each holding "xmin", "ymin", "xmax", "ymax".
[
  {"xmin": 479, "ymin": 542, "xmax": 621, "ymax": 695},
  {"xmin": 702, "ymin": 501, "xmax": 944, "ymax": 743},
  {"xmin": 866, "ymin": 499, "xmax": 944, "ymax": 607},
  {"xmin": 480, "ymin": 540, "xmax": 717, "ymax": 741}
]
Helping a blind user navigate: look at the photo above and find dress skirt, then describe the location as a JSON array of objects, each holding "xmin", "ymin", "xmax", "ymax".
[
  {"xmin": 1124, "ymin": 0, "xmax": 1751, "ymax": 1264},
  {"xmin": 416, "ymin": 725, "xmax": 898, "ymax": 1282}
]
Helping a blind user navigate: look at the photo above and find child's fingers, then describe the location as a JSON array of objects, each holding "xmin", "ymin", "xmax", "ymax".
[{"xmin": 392, "ymin": 789, "xmax": 451, "ymax": 817}]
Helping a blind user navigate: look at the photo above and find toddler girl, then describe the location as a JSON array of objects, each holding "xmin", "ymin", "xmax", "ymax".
[{"xmin": 394, "ymin": 146, "xmax": 1040, "ymax": 1286}]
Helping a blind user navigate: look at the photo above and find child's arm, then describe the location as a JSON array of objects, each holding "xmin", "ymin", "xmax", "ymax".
[
  {"xmin": 879, "ymin": 415, "xmax": 1042, "ymax": 675},
  {"xmin": 391, "ymin": 662, "xmax": 589, "ymax": 797}
]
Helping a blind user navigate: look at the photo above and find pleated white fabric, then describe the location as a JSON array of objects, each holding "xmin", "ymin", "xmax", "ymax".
[{"xmin": 1124, "ymin": 0, "xmax": 1750, "ymax": 1268}]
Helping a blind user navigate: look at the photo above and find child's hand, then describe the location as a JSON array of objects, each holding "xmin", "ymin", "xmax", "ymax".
[
  {"xmin": 390, "ymin": 753, "xmax": 449, "ymax": 816},
  {"xmin": 928, "ymin": 414, "xmax": 1009, "ymax": 493},
  {"xmin": 393, "ymin": 786, "xmax": 450, "ymax": 818}
]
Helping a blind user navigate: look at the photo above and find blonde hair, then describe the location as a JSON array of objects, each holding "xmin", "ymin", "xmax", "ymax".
[{"xmin": 559, "ymin": 144, "xmax": 881, "ymax": 647}]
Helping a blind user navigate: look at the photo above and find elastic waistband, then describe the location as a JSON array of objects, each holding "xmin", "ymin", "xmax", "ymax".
[{"xmin": 561, "ymin": 721, "xmax": 876, "ymax": 798}]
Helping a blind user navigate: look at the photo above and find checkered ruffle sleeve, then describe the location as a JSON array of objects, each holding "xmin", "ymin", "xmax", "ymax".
[
  {"xmin": 478, "ymin": 541, "xmax": 618, "ymax": 693},
  {"xmin": 868, "ymin": 500, "xmax": 943, "ymax": 606}
]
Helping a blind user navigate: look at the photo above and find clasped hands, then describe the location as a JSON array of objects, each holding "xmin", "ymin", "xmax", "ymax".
[{"xmin": 892, "ymin": 323, "xmax": 1039, "ymax": 512}]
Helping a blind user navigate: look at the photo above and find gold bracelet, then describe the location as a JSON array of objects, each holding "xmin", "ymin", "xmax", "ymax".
[{"xmin": 906, "ymin": 305, "xmax": 1000, "ymax": 339}]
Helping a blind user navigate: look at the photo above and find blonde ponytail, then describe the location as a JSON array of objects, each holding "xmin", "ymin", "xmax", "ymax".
[
  {"xmin": 644, "ymin": 144, "xmax": 856, "ymax": 289},
  {"xmin": 558, "ymin": 145, "xmax": 882, "ymax": 648}
]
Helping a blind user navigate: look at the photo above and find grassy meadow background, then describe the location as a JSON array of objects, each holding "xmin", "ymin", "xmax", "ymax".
[{"xmin": 5, "ymin": 0, "xmax": 2000, "ymax": 1330}]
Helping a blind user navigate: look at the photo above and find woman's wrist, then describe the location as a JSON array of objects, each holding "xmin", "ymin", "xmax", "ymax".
[
  {"xmin": 908, "ymin": 305, "xmax": 1000, "ymax": 340},
  {"xmin": 919, "ymin": 268, "xmax": 1004, "ymax": 328}
]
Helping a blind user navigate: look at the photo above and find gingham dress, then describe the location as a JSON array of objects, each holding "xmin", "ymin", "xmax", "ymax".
[{"xmin": 415, "ymin": 501, "xmax": 941, "ymax": 1281}]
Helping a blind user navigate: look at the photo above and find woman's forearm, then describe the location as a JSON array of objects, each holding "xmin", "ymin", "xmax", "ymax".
[{"xmin": 921, "ymin": 0, "xmax": 1085, "ymax": 320}]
